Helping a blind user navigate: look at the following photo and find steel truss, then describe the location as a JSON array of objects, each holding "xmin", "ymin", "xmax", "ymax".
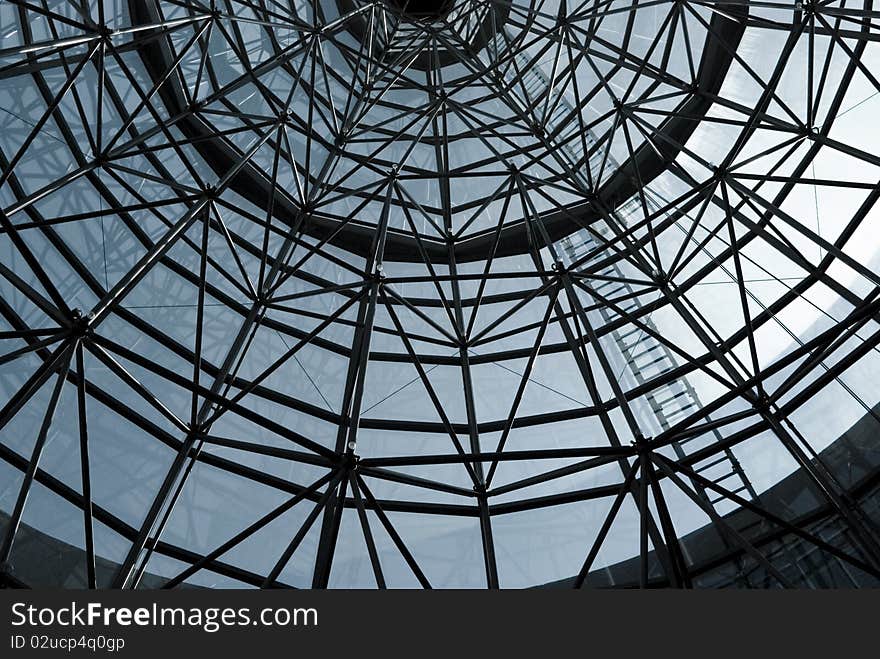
[{"xmin": 1, "ymin": 0, "xmax": 880, "ymax": 588}]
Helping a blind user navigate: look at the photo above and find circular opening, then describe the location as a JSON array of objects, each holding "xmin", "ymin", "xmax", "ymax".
[{"xmin": 385, "ymin": 0, "xmax": 455, "ymax": 20}]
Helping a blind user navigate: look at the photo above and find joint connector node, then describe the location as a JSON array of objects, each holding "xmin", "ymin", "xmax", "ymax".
[{"xmin": 70, "ymin": 308, "xmax": 93, "ymax": 336}]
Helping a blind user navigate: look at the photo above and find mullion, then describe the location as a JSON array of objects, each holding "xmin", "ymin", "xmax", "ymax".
[
  {"xmin": 348, "ymin": 472, "xmax": 386, "ymax": 588},
  {"xmin": 264, "ymin": 469, "xmax": 345, "ymax": 587},
  {"xmin": 161, "ymin": 467, "xmax": 336, "ymax": 588},
  {"xmin": 355, "ymin": 474, "xmax": 432, "ymax": 588},
  {"xmin": 720, "ymin": 179, "xmax": 764, "ymax": 398},
  {"xmin": 0, "ymin": 344, "xmax": 72, "ymax": 563},
  {"xmin": 380, "ymin": 287, "xmax": 480, "ymax": 486},
  {"xmin": 573, "ymin": 459, "xmax": 639, "ymax": 588}
]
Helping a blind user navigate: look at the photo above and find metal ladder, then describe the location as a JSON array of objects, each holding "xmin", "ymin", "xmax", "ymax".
[{"xmin": 560, "ymin": 218, "xmax": 758, "ymax": 516}]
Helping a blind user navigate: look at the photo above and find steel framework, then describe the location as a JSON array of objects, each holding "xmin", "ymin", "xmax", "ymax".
[{"xmin": 1, "ymin": 0, "xmax": 880, "ymax": 588}]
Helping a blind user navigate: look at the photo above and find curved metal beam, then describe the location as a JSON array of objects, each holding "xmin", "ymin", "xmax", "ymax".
[{"xmin": 128, "ymin": 0, "xmax": 748, "ymax": 262}]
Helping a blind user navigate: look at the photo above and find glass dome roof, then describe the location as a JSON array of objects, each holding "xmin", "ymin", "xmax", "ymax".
[{"xmin": 1, "ymin": 0, "xmax": 880, "ymax": 589}]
